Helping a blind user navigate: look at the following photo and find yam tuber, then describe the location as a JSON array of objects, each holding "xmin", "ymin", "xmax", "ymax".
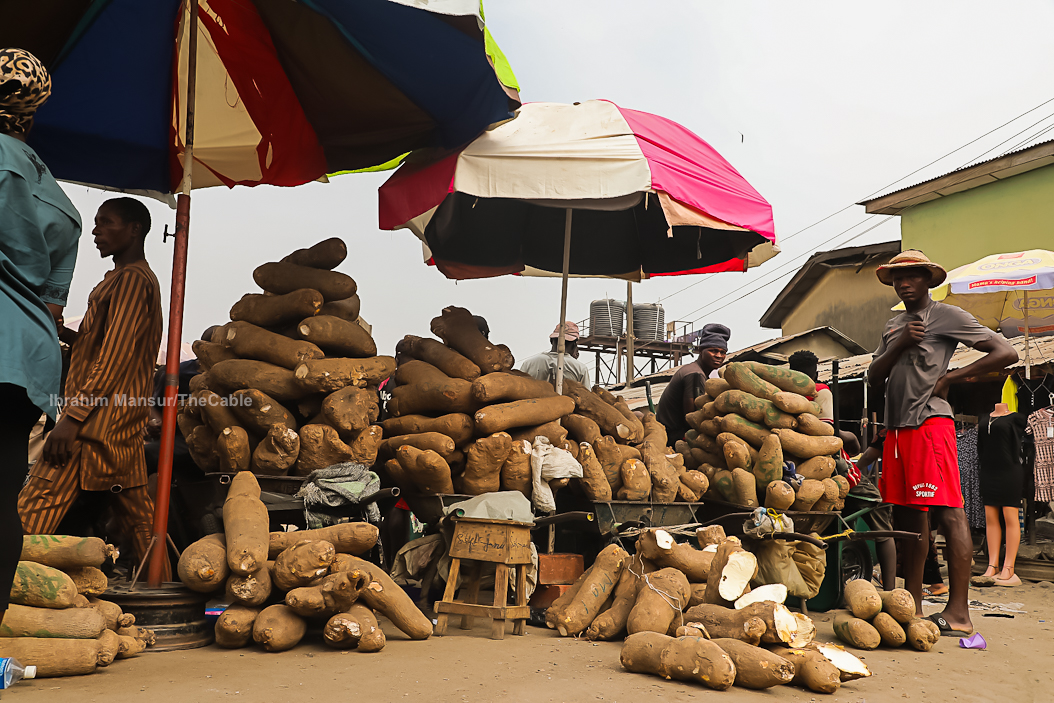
[
  {"xmin": 754, "ymin": 433, "xmax": 784, "ymax": 489},
  {"xmin": 626, "ymin": 567, "xmax": 690, "ymax": 636},
  {"xmin": 474, "ymin": 396, "xmax": 575, "ymax": 436},
  {"xmin": 635, "ymin": 529, "xmax": 713, "ymax": 582},
  {"xmin": 905, "ymin": 618, "xmax": 940, "ymax": 652},
  {"xmin": 251, "ymin": 424, "xmax": 300, "ymax": 475},
  {"xmin": 322, "ymin": 385, "xmax": 379, "ymax": 436},
  {"xmin": 396, "ymin": 445, "xmax": 454, "ymax": 494},
  {"xmin": 873, "ymin": 612, "xmax": 907, "ymax": 647},
  {"xmin": 811, "ymin": 478, "xmax": 840, "ymax": 512},
  {"xmin": 254, "ymin": 261, "xmax": 356, "ymax": 301},
  {"xmin": 84, "ymin": 597, "xmax": 125, "ymax": 631},
  {"xmin": 224, "ymin": 321, "xmax": 323, "ymax": 369},
  {"xmin": 253, "ymin": 604, "xmax": 308, "ymax": 652},
  {"xmin": 682, "ymin": 603, "xmax": 766, "ymax": 645},
  {"xmin": 192, "ymin": 340, "xmax": 238, "ymax": 371},
  {"xmin": 397, "ymin": 335, "xmax": 480, "ymax": 381},
  {"xmin": 593, "ymin": 435, "xmax": 624, "ymax": 494},
  {"xmin": 430, "ymin": 306, "xmax": 514, "ymax": 373},
  {"xmin": 226, "ymin": 565, "xmax": 273, "ymax": 607},
  {"xmin": 796, "ymin": 412, "xmax": 835, "ymax": 437},
  {"xmin": 0, "ymin": 603, "xmax": 105, "ymax": 639},
  {"xmin": 843, "ymin": 579, "xmax": 883, "ymax": 620},
  {"xmin": 764, "ymin": 481, "xmax": 795, "ymax": 510},
  {"xmin": 177, "ymin": 533, "xmax": 228, "ymax": 593},
  {"xmin": 576, "ymin": 442, "xmax": 612, "ymax": 501},
  {"xmin": 769, "ymin": 646, "xmax": 841, "ymax": 694},
  {"xmin": 268, "ymin": 523, "xmax": 378, "ymax": 559},
  {"xmin": 293, "ymin": 356, "xmax": 396, "ymax": 395},
  {"xmin": 791, "ymin": 479, "xmax": 825, "ymax": 511},
  {"xmin": 0, "ymin": 637, "xmax": 100, "ymax": 676},
  {"xmin": 383, "ymin": 432, "xmax": 456, "ymax": 458},
  {"xmin": 617, "ymin": 459, "xmax": 650, "ymax": 501},
  {"xmin": 703, "ymin": 538, "xmax": 757, "ymax": 606},
  {"xmin": 298, "ymin": 315, "xmax": 377, "ymax": 358},
  {"xmin": 230, "ymin": 388, "xmax": 295, "ymax": 434},
  {"xmin": 832, "ymin": 611, "xmax": 881, "ymax": 650},
  {"xmin": 10, "ymin": 562, "xmax": 78, "ymax": 608},
  {"xmin": 719, "ymin": 414, "xmax": 771, "ymax": 449},
  {"xmin": 295, "ymin": 424, "xmax": 355, "ymax": 474},
  {"xmin": 324, "ymin": 603, "xmax": 385, "ymax": 651},
  {"xmin": 471, "ymin": 372, "xmax": 556, "ymax": 404},
  {"xmin": 281, "ymin": 237, "xmax": 347, "ymax": 269},
  {"xmin": 223, "ymin": 472, "xmax": 269, "ymax": 576},
  {"xmin": 879, "ymin": 588, "xmax": 916, "ymax": 624},
  {"xmin": 319, "ymin": 294, "xmax": 361, "ymax": 324},
  {"xmin": 210, "ymin": 359, "xmax": 304, "ymax": 404},
  {"xmin": 798, "ymin": 455, "xmax": 835, "ymax": 480},
  {"xmin": 585, "ymin": 557, "xmax": 644, "ymax": 641},
  {"xmin": 659, "ymin": 636, "xmax": 738, "ymax": 691},
  {"xmin": 462, "ymin": 432, "xmax": 513, "ymax": 495},
  {"xmin": 285, "ymin": 570, "xmax": 370, "ymax": 618},
  {"xmin": 711, "ymin": 637, "xmax": 794, "ymax": 689},
  {"xmin": 230, "ymin": 289, "xmax": 323, "ymax": 328},
  {"xmin": 561, "ymin": 380, "xmax": 636, "ymax": 442},
  {"xmin": 619, "ymin": 631, "xmax": 673, "ymax": 675},
  {"xmin": 500, "ymin": 439, "xmax": 533, "ymax": 497},
  {"xmin": 21, "ymin": 535, "xmax": 113, "ymax": 570},
  {"xmin": 730, "ymin": 468, "xmax": 759, "ymax": 507},
  {"xmin": 329, "ymin": 555, "xmax": 433, "ymax": 640},
  {"xmin": 380, "ymin": 413, "xmax": 474, "ymax": 446},
  {"xmin": 773, "ymin": 428, "xmax": 843, "ymax": 459},
  {"xmin": 217, "ymin": 426, "xmax": 252, "ymax": 472},
  {"xmin": 554, "ymin": 544, "xmax": 628, "ymax": 636},
  {"xmin": 272, "ymin": 540, "xmax": 336, "ymax": 591}
]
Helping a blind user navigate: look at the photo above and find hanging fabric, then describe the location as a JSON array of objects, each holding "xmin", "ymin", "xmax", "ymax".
[
  {"xmin": 1025, "ymin": 406, "xmax": 1054, "ymax": 502},
  {"xmin": 957, "ymin": 425, "xmax": 985, "ymax": 529},
  {"xmin": 1001, "ymin": 375, "xmax": 1019, "ymax": 413}
]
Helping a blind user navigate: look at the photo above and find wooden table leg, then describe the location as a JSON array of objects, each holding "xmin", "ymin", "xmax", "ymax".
[
  {"xmin": 513, "ymin": 563, "xmax": 528, "ymax": 636},
  {"xmin": 435, "ymin": 557, "xmax": 461, "ymax": 637},
  {"xmin": 491, "ymin": 563, "xmax": 509, "ymax": 640},
  {"xmin": 460, "ymin": 561, "xmax": 481, "ymax": 630}
]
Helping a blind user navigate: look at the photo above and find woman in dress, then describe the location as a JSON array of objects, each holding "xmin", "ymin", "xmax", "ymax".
[{"xmin": 977, "ymin": 403, "xmax": 1027, "ymax": 586}]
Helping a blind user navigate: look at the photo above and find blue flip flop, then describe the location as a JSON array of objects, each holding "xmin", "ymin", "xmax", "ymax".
[{"xmin": 926, "ymin": 614, "xmax": 973, "ymax": 637}]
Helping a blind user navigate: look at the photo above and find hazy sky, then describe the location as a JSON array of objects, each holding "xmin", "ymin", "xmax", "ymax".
[{"xmin": 57, "ymin": 0, "xmax": 1054, "ymax": 375}]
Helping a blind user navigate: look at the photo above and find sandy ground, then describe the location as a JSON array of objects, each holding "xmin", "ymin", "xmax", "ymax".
[{"xmin": 8, "ymin": 581, "xmax": 1053, "ymax": 703}]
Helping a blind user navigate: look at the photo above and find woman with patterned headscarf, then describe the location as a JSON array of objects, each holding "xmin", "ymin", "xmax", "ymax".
[{"xmin": 0, "ymin": 48, "xmax": 82, "ymax": 623}]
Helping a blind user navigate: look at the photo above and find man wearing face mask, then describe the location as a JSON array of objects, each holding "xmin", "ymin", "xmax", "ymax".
[{"xmin": 656, "ymin": 323, "xmax": 730, "ymax": 442}]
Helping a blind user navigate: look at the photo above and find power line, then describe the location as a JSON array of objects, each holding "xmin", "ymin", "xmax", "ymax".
[{"xmin": 959, "ymin": 109, "xmax": 1054, "ymax": 168}]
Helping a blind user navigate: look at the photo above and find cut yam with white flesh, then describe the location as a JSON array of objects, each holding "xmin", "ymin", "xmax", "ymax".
[
  {"xmin": 787, "ymin": 612, "xmax": 817, "ymax": 648},
  {"xmin": 0, "ymin": 603, "xmax": 106, "ymax": 639},
  {"xmin": 734, "ymin": 583, "xmax": 787, "ymax": 608},
  {"xmin": 738, "ymin": 601, "xmax": 798, "ymax": 645},
  {"xmin": 223, "ymin": 472, "xmax": 269, "ymax": 577},
  {"xmin": 813, "ymin": 643, "xmax": 873, "ymax": 681},
  {"xmin": 703, "ymin": 538, "xmax": 757, "ymax": 606},
  {"xmin": 21, "ymin": 535, "xmax": 114, "ymax": 570},
  {"xmin": 769, "ymin": 645, "xmax": 841, "ymax": 694},
  {"xmin": 635, "ymin": 529, "xmax": 713, "ymax": 583}
]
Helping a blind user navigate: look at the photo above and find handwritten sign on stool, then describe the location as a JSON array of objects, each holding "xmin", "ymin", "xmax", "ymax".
[{"xmin": 435, "ymin": 518, "xmax": 533, "ymax": 639}]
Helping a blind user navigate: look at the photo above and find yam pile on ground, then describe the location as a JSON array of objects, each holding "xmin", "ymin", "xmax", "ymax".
[
  {"xmin": 0, "ymin": 535, "xmax": 151, "ymax": 678},
  {"xmin": 179, "ymin": 237, "xmax": 390, "ymax": 477},
  {"xmin": 831, "ymin": 579, "xmax": 940, "ymax": 653},
  {"xmin": 177, "ymin": 471, "xmax": 431, "ymax": 652},
  {"xmin": 680, "ymin": 361, "xmax": 847, "ymax": 512},
  {"xmin": 545, "ymin": 527, "xmax": 874, "ymax": 695}
]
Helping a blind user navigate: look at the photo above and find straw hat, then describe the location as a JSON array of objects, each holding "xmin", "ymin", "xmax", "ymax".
[{"xmin": 875, "ymin": 250, "xmax": 947, "ymax": 287}]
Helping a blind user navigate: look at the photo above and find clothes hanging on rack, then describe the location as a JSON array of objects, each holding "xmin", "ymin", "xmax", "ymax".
[
  {"xmin": 1016, "ymin": 372, "xmax": 1053, "ymax": 416},
  {"xmin": 1001, "ymin": 375, "xmax": 1019, "ymax": 413},
  {"xmin": 976, "ymin": 413, "xmax": 1027, "ymax": 507},
  {"xmin": 1026, "ymin": 407, "xmax": 1054, "ymax": 502},
  {"xmin": 956, "ymin": 425, "xmax": 984, "ymax": 530}
]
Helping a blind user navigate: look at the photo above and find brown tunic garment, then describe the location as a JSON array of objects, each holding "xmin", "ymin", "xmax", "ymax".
[{"xmin": 31, "ymin": 260, "xmax": 163, "ymax": 490}]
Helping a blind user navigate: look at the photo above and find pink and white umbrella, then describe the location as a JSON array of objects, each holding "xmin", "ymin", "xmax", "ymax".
[{"xmin": 379, "ymin": 100, "xmax": 777, "ymax": 389}]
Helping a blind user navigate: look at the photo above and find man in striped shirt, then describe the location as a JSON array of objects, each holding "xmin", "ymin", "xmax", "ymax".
[{"xmin": 18, "ymin": 197, "xmax": 167, "ymax": 577}]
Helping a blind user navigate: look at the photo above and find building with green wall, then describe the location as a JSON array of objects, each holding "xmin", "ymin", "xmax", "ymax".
[{"xmin": 860, "ymin": 140, "xmax": 1054, "ymax": 271}]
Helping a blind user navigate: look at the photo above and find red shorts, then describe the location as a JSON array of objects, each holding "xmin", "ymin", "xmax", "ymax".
[{"xmin": 879, "ymin": 417, "xmax": 964, "ymax": 508}]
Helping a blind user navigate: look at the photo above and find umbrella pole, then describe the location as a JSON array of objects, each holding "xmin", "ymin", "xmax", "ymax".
[
  {"xmin": 554, "ymin": 208, "xmax": 572, "ymax": 394},
  {"xmin": 626, "ymin": 281, "xmax": 634, "ymax": 383},
  {"xmin": 148, "ymin": 0, "xmax": 198, "ymax": 589},
  {"xmin": 1024, "ymin": 290, "xmax": 1032, "ymax": 380}
]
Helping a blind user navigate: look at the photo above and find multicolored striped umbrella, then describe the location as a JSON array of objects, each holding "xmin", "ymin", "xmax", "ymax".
[
  {"xmin": 379, "ymin": 100, "xmax": 776, "ymax": 281},
  {"xmin": 3, "ymin": 0, "xmax": 518, "ymax": 196}
]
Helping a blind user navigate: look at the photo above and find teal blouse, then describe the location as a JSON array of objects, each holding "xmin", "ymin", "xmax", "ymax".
[{"xmin": 0, "ymin": 133, "xmax": 81, "ymax": 420}]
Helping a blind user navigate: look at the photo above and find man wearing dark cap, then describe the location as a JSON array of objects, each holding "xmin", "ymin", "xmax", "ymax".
[
  {"xmin": 656, "ymin": 323, "xmax": 731, "ymax": 442},
  {"xmin": 868, "ymin": 250, "xmax": 1016, "ymax": 637},
  {"xmin": 519, "ymin": 321, "xmax": 590, "ymax": 385}
]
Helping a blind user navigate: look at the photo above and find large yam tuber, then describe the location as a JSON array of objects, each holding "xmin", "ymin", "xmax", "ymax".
[
  {"xmin": 741, "ymin": 361, "xmax": 816, "ymax": 396},
  {"xmin": 210, "ymin": 359, "xmax": 303, "ymax": 403},
  {"xmin": 660, "ymin": 636, "xmax": 738, "ymax": 690},
  {"xmin": 712, "ymin": 638, "xmax": 794, "ymax": 689},
  {"xmin": 471, "ymin": 372, "xmax": 556, "ymax": 404},
  {"xmin": 617, "ymin": 459, "xmax": 650, "ymax": 501},
  {"xmin": 322, "ymin": 385, "xmax": 379, "ymax": 435},
  {"xmin": 798, "ymin": 455, "xmax": 835, "ymax": 480},
  {"xmin": 474, "ymin": 396, "xmax": 575, "ymax": 435},
  {"xmin": 21, "ymin": 535, "xmax": 113, "ymax": 570},
  {"xmin": 681, "ymin": 470, "xmax": 709, "ymax": 498},
  {"xmin": 797, "ymin": 412, "xmax": 835, "ymax": 437},
  {"xmin": 773, "ymin": 428, "xmax": 843, "ymax": 459},
  {"xmin": 905, "ymin": 618, "xmax": 940, "ymax": 652},
  {"xmin": 272, "ymin": 540, "xmax": 336, "ymax": 591},
  {"xmin": 319, "ymin": 294, "xmax": 360, "ymax": 324},
  {"xmin": 389, "ymin": 360, "xmax": 476, "ymax": 416},
  {"xmin": 298, "ymin": 315, "xmax": 377, "ymax": 358},
  {"xmin": 873, "ymin": 612, "xmax": 907, "ymax": 647},
  {"xmin": 254, "ymin": 261, "xmax": 356, "ymax": 301},
  {"xmin": 770, "ymin": 646, "xmax": 841, "ymax": 694},
  {"xmin": 576, "ymin": 443, "xmax": 612, "ymax": 501},
  {"xmin": 396, "ymin": 445, "xmax": 454, "ymax": 494},
  {"xmin": 593, "ymin": 435, "xmax": 624, "ymax": 494},
  {"xmin": 230, "ymin": 389, "xmax": 295, "ymax": 434},
  {"xmin": 398, "ymin": 335, "xmax": 480, "ymax": 381},
  {"xmin": 230, "ymin": 289, "xmax": 323, "ymax": 328},
  {"xmin": 192, "ymin": 340, "xmax": 237, "ymax": 371},
  {"xmin": 430, "ymin": 306, "xmax": 514, "ymax": 373},
  {"xmin": 0, "ymin": 603, "xmax": 105, "ymax": 639},
  {"xmin": 640, "ymin": 440, "xmax": 679, "ymax": 504},
  {"xmin": 285, "ymin": 570, "xmax": 370, "ymax": 618},
  {"xmin": 10, "ymin": 562, "xmax": 78, "ymax": 608},
  {"xmin": 462, "ymin": 432, "xmax": 513, "ymax": 495},
  {"xmin": 585, "ymin": 557, "xmax": 644, "ymax": 641},
  {"xmin": 383, "ymin": 431, "xmax": 456, "ymax": 458},
  {"xmin": 324, "ymin": 603, "xmax": 385, "ymax": 651},
  {"xmin": 832, "ymin": 611, "xmax": 881, "ymax": 650},
  {"xmin": 216, "ymin": 426, "xmax": 252, "ymax": 472},
  {"xmin": 738, "ymin": 601, "xmax": 798, "ymax": 644},
  {"xmin": 704, "ymin": 538, "xmax": 757, "ymax": 606},
  {"xmin": 0, "ymin": 637, "xmax": 100, "ymax": 676},
  {"xmin": 269, "ymin": 523, "xmax": 378, "ymax": 559},
  {"xmin": 329, "ymin": 555, "xmax": 433, "ymax": 640},
  {"xmin": 724, "ymin": 362, "xmax": 781, "ymax": 401},
  {"xmin": 626, "ymin": 567, "xmax": 690, "ymax": 636},
  {"xmin": 508, "ymin": 420, "xmax": 567, "ymax": 447},
  {"xmin": 177, "ymin": 533, "xmax": 228, "ymax": 593},
  {"xmin": 295, "ymin": 424, "xmax": 355, "ymax": 474},
  {"xmin": 635, "ymin": 529, "xmax": 713, "ymax": 582},
  {"xmin": 226, "ymin": 565, "xmax": 273, "ymax": 607},
  {"xmin": 754, "ymin": 433, "xmax": 784, "ymax": 489},
  {"xmin": 843, "ymin": 579, "xmax": 882, "ymax": 620},
  {"xmin": 223, "ymin": 472, "xmax": 269, "ymax": 576},
  {"xmin": 293, "ymin": 356, "xmax": 396, "ymax": 394},
  {"xmin": 281, "ymin": 237, "xmax": 347, "ymax": 269},
  {"xmin": 730, "ymin": 468, "xmax": 759, "ymax": 507},
  {"xmin": 251, "ymin": 424, "xmax": 300, "ymax": 475},
  {"xmin": 682, "ymin": 603, "xmax": 766, "ymax": 645},
  {"xmin": 704, "ymin": 377, "xmax": 732, "ymax": 397},
  {"xmin": 561, "ymin": 380, "xmax": 636, "ymax": 442},
  {"xmin": 712, "ymin": 469, "xmax": 737, "ymax": 503},
  {"xmin": 554, "ymin": 545, "xmax": 628, "ymax": 636},
  {"xmin": 253, "ymin": 604, "xmax": 308, "ymax": 652},
  {"xmin": 500, "ymin": 439, "xmax": 533, "ymax": 497},
  {"xmin": 791, "ymin": 479, "xmax": 825, "ymax": 511},
  {"xmin": 765, "ymin": 481, "xmax": 795, "ymax": 510},
  {"xmin": 197, "ymin": 389, "xmax": 242, "ymax": 435},
  {"xmin": 381, "ymin": 413, "xmax": 474, "ymax": 446},
  {"xmin": 224, "ymin": 321, "xmax": 323, "ymax": 369},
  {"xmin": 719, "ymin": 414, "xmax": 771, "ymax": 448},
  {"xmin": 186, "ymin": 424, "xmax": 220, "ymax": 471},
  {"xmin": 619, "ymin": 631, "xmax": 673, "ymax": 675},
  {"xmin": 879, "ymin": 588, "xmax": 916, "ymax": 624},
  {"xmin": 564, "ymin": 414, "xmax": 602, "ymax": 445}
]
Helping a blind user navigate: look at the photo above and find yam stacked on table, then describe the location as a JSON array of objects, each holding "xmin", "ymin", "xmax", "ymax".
[
  {"xmin": 679, "ymin": 361, "xmax": 848, "ymax": 511},
  {"xmin": 177, "ymin": 471, "xmax": 432, "ymax": 652},
  {"xmin": 179, "ymin": 237, "xmax": 389, "ymax": 477},
  {"xmin": 0, "ymin": 535, "xmax": 151, "ymax": 678},
  {"xmin": 546, "ymin": 526, "xmax": 877, "ymax": 695}
]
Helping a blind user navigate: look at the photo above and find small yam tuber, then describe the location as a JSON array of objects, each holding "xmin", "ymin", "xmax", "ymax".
[
  {"xmin": 832, "ymin": 611, "xmax": 881, "ymax": 650},
  {"xmin": 711, "ymin": 637, "xmax": 794, "ymax": 689},
  {"xmin": 177, "ymin": 533, "xmax": 229, "ymax": 593},
  {"xmin": 215, "ymin": 604, "xmax": 259, "ymax": 648},
  {"xmin": 905, "ymin": 617, "xmax": 940, "ymax": 652},
  {"xmin": 253, "ymin": 604, "xmax": 307, "ymax": 652},
  {"xmin": 617, "ymin": 459, "xmax": 651, "ymax": 501},
  {"xmin": 659, "ymin": 636, "xmax": 738, "ymax": 691},
  {"xmin": 873, "ymin": 612, "xmax": 907, "ymax": 647},
  {"xmin": 272, "ymin": 540, "xmax": 336, "ymax": 591}
]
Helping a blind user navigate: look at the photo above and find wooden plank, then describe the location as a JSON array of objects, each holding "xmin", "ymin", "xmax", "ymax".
[
  {"xmin": 492, "ymin": 563, "xmax": 509, "ymax": 640},
  {"xmin": 434, "ymin": 602, "xmax": 530, "ymax": 619},
  {"xmin": 450, "ymin": 521, "xmax": 533, "ymax": 564},
  {"xmin": 434, "ymin": 557, "xmax": 461, "ymax": 637},
  {"xmin": 460, "ymin": 561, "xmax": 481, "ymax": 630}
]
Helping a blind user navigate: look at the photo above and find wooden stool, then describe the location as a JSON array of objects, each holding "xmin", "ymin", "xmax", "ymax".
[{"xmin": 434, "ymin": 518, "xmax": 532, "ymax": 640}]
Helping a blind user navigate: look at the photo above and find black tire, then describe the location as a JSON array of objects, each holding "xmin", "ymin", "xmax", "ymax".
[{"xmin": 840, "ymin": 540, "xmax": 874, "ymax": 587}]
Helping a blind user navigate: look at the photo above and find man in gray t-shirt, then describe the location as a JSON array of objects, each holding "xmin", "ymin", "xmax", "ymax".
[{"xmin": 868, "ymin": 250, "xmax": 1016, "ymax": 639}]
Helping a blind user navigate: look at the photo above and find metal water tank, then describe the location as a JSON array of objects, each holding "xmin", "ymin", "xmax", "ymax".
[
  {"xmin": 589, "ymin": 299, "xmax": 625, "ymax": 338},
  {"xmin": 632, "ymin": 303, "xmax": 665, "ymax": 341}
]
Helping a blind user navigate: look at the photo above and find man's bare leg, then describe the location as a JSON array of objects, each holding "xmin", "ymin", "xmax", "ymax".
[
  {"xmin": 933, "ymin": 506, "xmax": 973, "ymax": 633},
  {"xmin": 876, "ymin": 538, "xmax": 897, "ymax": 592},
  {"xmin": 893, "ymin": 505, "xmax": 929, "ymax": 617}
]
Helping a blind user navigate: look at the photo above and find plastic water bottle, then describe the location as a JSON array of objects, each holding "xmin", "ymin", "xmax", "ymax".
[{"xmin": 0, "ymin": 658, "xmax": 36, "ymax": 688}]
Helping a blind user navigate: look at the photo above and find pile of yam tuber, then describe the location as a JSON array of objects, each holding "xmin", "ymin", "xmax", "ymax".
[
  {"xmin": 0, "ymin": 535, "xmax": 152, "ymax": 677},
  {"xmin": 180, "ymin": 237, "xmax": 389, "ymax": 476},
  {"xmin": 177, "ymin": 471, "xmax": 432, "ymax": 652},
  {"xmin": 680, "ymin": 361, "xmax": 848, "ymax": 511},
  {"xmin": 832, "ymin": 579, "xmax": 940, "ymax": 653},
  {"xmin": 546, "ymin": 527, "xmax": 877, "ymax": 695}
]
